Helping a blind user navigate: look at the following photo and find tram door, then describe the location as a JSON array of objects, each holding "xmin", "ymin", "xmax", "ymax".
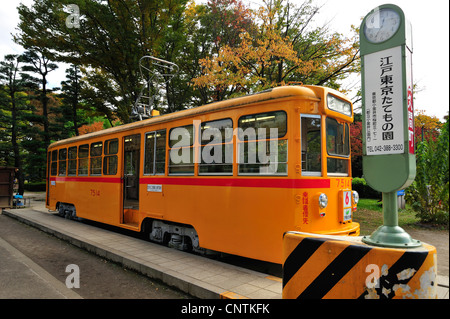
[{"xmin": 122, "ymin": 134, "xmax": 140, "ymax": 225}]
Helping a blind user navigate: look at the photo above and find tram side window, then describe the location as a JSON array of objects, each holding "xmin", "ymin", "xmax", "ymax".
[
  {"xmin": 301, "ymin": 116, "xmax": 321, "ymax": 175},
  {"xmin": 103, "ymin": 138, "xmax": 118, "ymax": 175},
  {"xmin": 68, "ymin": 146, "xmax": 77, "ymax": 175},
  {"xmin": 78, "ymin": 144, "xmax": 89, "ymax": 175},
  {"xmin": 90, "ymin": 141, "xmax": 103, "ymax": 175},
  {"xmin": 169, "ymin": 125, "xmax": 194, "ymax": 175},
  {"xmin": 144, "ymin": 130, "xmax": 166, "ymax": 175},
  {"xmin": 199, "ymin": 119, "xmax": 233, "ymax": 175},
  {"xmin": 238, "ymin": 111, "xmax": 288, "ymax": 175},
  {"xmin": 51, "ymin": 150, "xmax": 58, "ymax": 176},
  {"xmin": 58, "ymin": 148, "xmax": 67, "ymax": 176}
]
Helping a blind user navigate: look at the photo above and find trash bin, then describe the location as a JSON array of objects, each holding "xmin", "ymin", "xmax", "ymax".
[
  {"xmin": 397, "ymin": 189, "xmax": 405, "ymax": 209},
  {"xmin": 13, "ymin": 194, "xmax": 24, "ymax": 207}
]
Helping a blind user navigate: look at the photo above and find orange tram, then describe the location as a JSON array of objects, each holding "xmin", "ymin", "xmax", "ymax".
[{"xmin": 46, "ymin": 85, "xmax": 360, "ymax": 264}]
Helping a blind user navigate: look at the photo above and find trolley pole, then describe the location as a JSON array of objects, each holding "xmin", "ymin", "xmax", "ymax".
[{"xmin": 360, "ymin": 4, "xmax": 420, "ymax": 248}]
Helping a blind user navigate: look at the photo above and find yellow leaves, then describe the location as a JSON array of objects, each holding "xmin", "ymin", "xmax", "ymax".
[
  {"xmin": 192, "ymin": 26, "xmax": 301, "ymax": 94},
  {"xmin": 193, "ymin": 45, "xmax": 255, "ymax": 92},
  {"xmin": 184, "ymin": 0, "xmax": 200, "ymax": 24},
  {"xmin": 415, "ymin": 109, "xmax": 443, "ymax": 131}
]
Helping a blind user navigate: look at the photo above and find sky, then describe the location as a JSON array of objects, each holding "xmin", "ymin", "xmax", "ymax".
[
  {"xmin": 315, "ymin": 0, "xmax": 449, "ymax": 121},
  {"xmin": 0, "ymin": 0, "xmax": 448, "ymax": 121}
]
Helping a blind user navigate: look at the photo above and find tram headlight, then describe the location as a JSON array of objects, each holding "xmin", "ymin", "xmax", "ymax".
[
  {"xmin": 352, "ymin": 191, "xmax": 359, "ymax": 204},
  {"xmin": 318, "ymin": 193, "xmax": 328, "ymax": 209}
]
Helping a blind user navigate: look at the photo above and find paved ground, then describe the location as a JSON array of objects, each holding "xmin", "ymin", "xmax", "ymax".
[
  {"xmin": 402, "ymin": 226, "xmax": 449, "ymax": 278},
  {"xmin": 0, "ymin": 214, "xmax": 192, "ymax": 299}
]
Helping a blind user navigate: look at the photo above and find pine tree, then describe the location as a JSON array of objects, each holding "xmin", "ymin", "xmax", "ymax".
[
  {"xmin": 60, "ymin": 64, "xmax": 82, "ymax": 137},
  {"xmin": 0, "ymin": 54, "xmax": 38, "ymax": 193}
]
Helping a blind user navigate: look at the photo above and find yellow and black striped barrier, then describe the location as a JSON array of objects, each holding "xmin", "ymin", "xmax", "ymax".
[{"xmin": 282, "ymin": 231, "xmax": 437, "ymax": 299}]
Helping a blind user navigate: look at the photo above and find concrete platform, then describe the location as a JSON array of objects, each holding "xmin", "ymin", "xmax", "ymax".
[{"xmin": 2, "ymin": 202, "xmax": 448, "ymax": 299}]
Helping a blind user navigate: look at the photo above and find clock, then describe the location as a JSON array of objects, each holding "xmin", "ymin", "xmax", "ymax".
[{"xmin": 363, "ymin": 8, "xmax": 401, "ymax": 43}]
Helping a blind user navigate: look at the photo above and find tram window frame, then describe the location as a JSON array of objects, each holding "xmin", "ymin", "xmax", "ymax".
[
  {"xmin": 199, "ymin": 118, "xmax": 233, "ymax": 175},
  {"xmin": 78, "ymin": 144, "xmax": 89, "ymax": 176},
  {"xmin": 144, "ymin": 129, "xmax": 166, "ymax": 175},
  {"xmin": 237, "ymin": 111, "xmax": 288, "ymax": 176},
  {"xmin": 169, "ymin": 124, "xmax": 194, "ymax": 175},
  {"xmin": 58, "ymin": 148, "xmax": 67, "ymax": 176},
  {"xmin": 169, "ymin": 124, "xmax": 194, "ymax": 148},
  {"xmin": 301, "ymin": 114, "xmax": 322, "ymax": 176},
  {"xmin": 327, "ymin": 157, "xmax": 349, "ymax": 176},
  {"xmin": 90, "ymin": 141, "xmax": 103, "ymax": 175},
  {"xmin": 68, "ymin": 146, "xmax": 77, "ymax": 176},
  {"xmin": 103, "ymin": 138, "xmax": 118, "ymax": 175},
  {"xmin": 238, "ymin": 111, "xmax": 287, "ymax": 140},
  {"xmin": 51, "ymin": 150, "xmax": 58, "ymax": 176},
  {"xmin": 325, "ymin": 118, "xmax": 350, "ymax": 157},
  {"xmin": 325, "ymin": 117, "xmax": 350, "ymax": 176}
]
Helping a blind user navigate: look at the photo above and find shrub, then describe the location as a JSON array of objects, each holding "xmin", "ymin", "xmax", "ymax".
[
  {"xmin": 405, "ymin": 119, "xmax": 449, "ymax": 225},
  {"xmin": 352, "ymin": 177, "xmax": 381, "ymax": 199},
  {"xmin": 24, "ymin": 181, "xmax": 46, "ymax": 192}
]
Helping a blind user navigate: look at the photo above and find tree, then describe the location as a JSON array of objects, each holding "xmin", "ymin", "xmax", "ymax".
[
  {"xmin": 171, "ymin": 0, "xmax": 254, "ymax": 105},
  {"xmin": 78, "ymin": 121, "xmax": 104, "ymax": 135},
  {"xmin": 0, "ymin": 88, "xmax": 11, "ymax": 166},
  {"xmin": 60, "ymin": 64, "xmax": 82, "ymax": 136},
  {"xmin": 0, "ymin": 54, "xmax": 38, "ymax": 193},
  {"xmin": 414, "ymin": 109, "xmax": 443, "ymax": 146},
  {"xmin": 15, "ymin": 0, "xmax": 189, "ymax": 123},
  {"xmin": 350, "ymin": 121, "xmax": 362, "ymax": 177},
  {"xmin": 192, "ymin": 0, "xmax": 360, "ymax": 101},
  {"xmin": 20, "ymin": 48, "xmax": 59, "ymax": 149},
  {"xmin": 22, "ymin": 91, "xmax": 64, "ymax": 181}
]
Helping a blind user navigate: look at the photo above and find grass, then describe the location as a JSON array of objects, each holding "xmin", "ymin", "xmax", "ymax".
[{"xmin": 353, "ymin": 198, "xmax": 420, "ymax": 236}]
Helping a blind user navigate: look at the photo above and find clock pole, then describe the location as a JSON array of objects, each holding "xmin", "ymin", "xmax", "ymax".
[{"xmin": 360, "ymin": 4, "xmax": 420, "ymax": 248}]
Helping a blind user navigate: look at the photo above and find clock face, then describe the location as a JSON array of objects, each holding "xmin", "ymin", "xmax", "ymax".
[{"xmin": 364, "ymin": 8, "xmax": 401, "ymax": 43}]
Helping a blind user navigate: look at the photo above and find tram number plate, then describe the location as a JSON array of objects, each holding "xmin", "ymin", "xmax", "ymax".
[
  {"xmin": 342, "ymin": 191, "xmax": 352, "ymax": 222},
  {"xmin": 147, "ymin": 184, "xmax": 162, "ymax": 192},
  {"xmin": 90, "ymin": 189, "xmax": 100, "ymax": 197},
  {"xmin": 336, "ymin": 178, "xmax": 351, "ymax": 188}
]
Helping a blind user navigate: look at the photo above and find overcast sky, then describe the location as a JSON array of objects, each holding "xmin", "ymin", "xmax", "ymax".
[{"xmin": 1, "ymin": 0, "xmax": 448, "ymax": 120}]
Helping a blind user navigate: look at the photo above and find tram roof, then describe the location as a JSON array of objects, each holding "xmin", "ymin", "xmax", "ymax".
[{"xmin": 49, "ymin": 85, "xmax": 328, "ymax": 149}]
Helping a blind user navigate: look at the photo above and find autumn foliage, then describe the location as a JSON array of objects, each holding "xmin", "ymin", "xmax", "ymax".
[
  {"xmin": 78, "ymin": 122, "xmax": 104, "ymax": 135},
  {"xmin": 414, "ymin": 109, "xmax": 443, "ymax": 145},
  {"xmin": 191, "ymin": 0, "xmax": 360, "ymax": 101},
  {"xmin": 349, "ymin": 121, "xmax": 362, "ymax": 176}
]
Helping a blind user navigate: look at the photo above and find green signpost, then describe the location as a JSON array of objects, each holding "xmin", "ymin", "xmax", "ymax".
[{"xmin": 360, "ymin": 4, "xmax": 421, "ymax": 247}]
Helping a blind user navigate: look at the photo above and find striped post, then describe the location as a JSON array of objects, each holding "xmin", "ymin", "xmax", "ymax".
[{"xmin": 282, "ymin": 232, "xmax": 437, "ymax": 299}]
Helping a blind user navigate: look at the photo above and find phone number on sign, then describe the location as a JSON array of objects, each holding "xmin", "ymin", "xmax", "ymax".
[{"xmin": 367, "ymin": 144, "xmax": 403, "ymax": 153}]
